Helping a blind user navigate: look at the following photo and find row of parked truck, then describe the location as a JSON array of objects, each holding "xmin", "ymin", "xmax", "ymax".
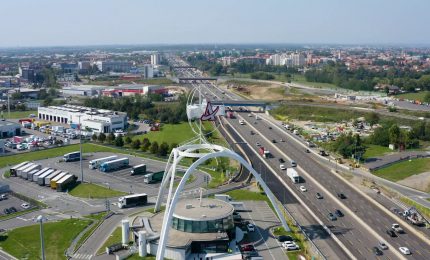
[
  {"xmin": 9, "ymin": 161, "xmax": 76, "ymax": 191},
  {"xmin": 88, "ymin": 155, "xmax": 165, "ymax": 184}
]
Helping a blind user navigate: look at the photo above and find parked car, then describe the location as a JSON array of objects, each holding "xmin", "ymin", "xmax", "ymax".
[
  {"xmin": 21, "ymin": 203, "xmax": 30, "ymax": 209},
  {"xmin": 277, "ymin": 235, "xmax": 293, "ymax": 242},
  {"xmin": 3, "ymin": 208, "xmax": 10, "ymax": 215}
]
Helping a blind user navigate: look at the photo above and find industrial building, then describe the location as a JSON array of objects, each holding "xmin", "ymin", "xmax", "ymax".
[
  {"xmin": 62, "ymin": 85, "xmax": 106, "ymax": 97},
  {"xmin": 102, "ymin": 84, "xmax": 167, "ymax": 97},
  {"xmin": 0, "ymin": 120, "xmax": 21, "ymax": 138},
  {"xmin": 37, "ymin": 105, "xmax": 127, "ymax": 133},
  {"xmin": 133, "ymin": 198, "xmax": 236, "ymax": 259}
]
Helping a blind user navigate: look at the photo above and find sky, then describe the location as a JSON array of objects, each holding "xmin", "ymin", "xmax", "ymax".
[{"xmin": 1, "ymin": 0, "xmax": 429, "ymax": 47}]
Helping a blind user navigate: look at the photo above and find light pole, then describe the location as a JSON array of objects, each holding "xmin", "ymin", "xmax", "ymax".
[
  {"xmin": 36, "ymin": 215, "xmax": 46, "ymax": 260},
  {"xmin": 78, "ymin": 115, "xmax": 83, "ymax": 183}
]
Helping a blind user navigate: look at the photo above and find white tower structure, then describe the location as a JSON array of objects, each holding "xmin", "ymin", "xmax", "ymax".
[{"xmin": 121, "ymin": 219, "xmax": 130, "ymax": 246}]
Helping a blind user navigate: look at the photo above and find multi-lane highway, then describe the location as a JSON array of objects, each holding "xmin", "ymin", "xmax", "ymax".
[{"xmin": 169, "ymin": 56, "xmax": 430, "ymax": 259}]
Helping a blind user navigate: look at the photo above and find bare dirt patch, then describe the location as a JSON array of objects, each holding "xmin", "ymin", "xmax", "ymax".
[{"xmin": 397, "ymin": 171, "xmax": 430, "ymax": 192}]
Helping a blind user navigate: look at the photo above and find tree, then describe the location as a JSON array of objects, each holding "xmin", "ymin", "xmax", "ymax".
[
  {"xmin": 170, "ymin": 143, "xmax": 178, "ymax": 153},
  {"xmin": 107, "ymin": 133, "xmax": 116, "ymax": 143},
  {"xmin": 365, "ymin": 112, "xmax": 380, "ymax": 127},
  {"xmin": 150, "ymin": 141, "xmax": 159, "ymax": 154},
  {"xmin": 91, "ymin": 133, "xmax": 98, "ymax": 142},
  {"xmin": 124, "ymin": 136, "xmax": 132, "ymax": 144},
  {"xmin": 131, "ymin": 139, "xmax": 141, "ymax": 149},
  {"xmin": 141, "ymin": 138, "xmax": 151, "ymax": 152},
  {"xmin": 424, "ymin": 92, "xmax": 430, "ymax": 103},
  {"xmin": 115, "ymin": 136, "xmax": 124, "ymax": 147},
  {"xmin": 388, "ymin": 124, "xmax": 400, "ymax": 147},
  {"xmin": 158, "ymin": 142, "xmax": 169, "ymax": 156},
  {"xmin": 98, "ymin": 133, "xmax": 106, "ymax": 143}
]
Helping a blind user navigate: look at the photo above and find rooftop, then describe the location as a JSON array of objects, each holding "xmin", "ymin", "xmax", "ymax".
[
  {"xmin": 0, "ymin": 120, "xmax": 21, "ymax": 127},
  {"xmin": 173, "ymin": 198, "xmax": 234, "ymax": 221}
]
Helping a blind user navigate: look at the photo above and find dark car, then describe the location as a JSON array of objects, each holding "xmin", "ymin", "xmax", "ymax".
[
  {"xmin": 268, "ymin": 126, "xmax": 272, "ymax": 129},
  {"xmin": 328, "ymin": 213, "xmax": 337, "ymax": 221},
  {"xmin": 3, "ymin": 208, "xmax": 10, "ymax": 215},
  {"xmin": 386, "ymin": 230, "xmax": 397, "ymax": 237},
  {"xmin": 337, "ymin": 193, "xmax": 347, "ymax": 199},
  {"xmin": 9, "ymin": 207, "xmax": 17, "ymax": 213},
  {"xmin": 278, "ymin": 158, "xmax": 285, "ymax": 163},
  {"xmin": 373, "ymin": 247, "xmax": 383, "ymax": 256},
  {"xmin": 240, "ymin": 244, "xmax": 255, "ymax": 252},
  {"xmin": 319, "ymin": 150, "xmax": 328, "ymax": 156},
  {"xmin": 316, "ymin": 193, "xmax": 323, "ymax": 199},
  {"xmin": 277, "ymin": 235, "xmax": 293, "ymax": 242},
  {"xmin": 335, "ymin": 209, "xmax": 344, "ymax": 217},
  {"xmin": 305, "ymin": 149, "xmax": 310, "ymax": 153},
  {"xmin": 250, "ymin": 131, "xmax": 254, "ymax": 135}
]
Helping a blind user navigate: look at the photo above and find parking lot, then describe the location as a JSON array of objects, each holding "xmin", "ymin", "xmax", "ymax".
[{"xmin": 0, "ymin": 193, "xmax": 32, "ymax": 217}]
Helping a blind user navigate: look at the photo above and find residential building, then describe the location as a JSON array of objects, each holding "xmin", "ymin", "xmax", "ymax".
[
  {"xmin": 95, "ymin": 61, "xmax": 132, "ymax": 73},
  {"xmin": 151, "ymin": 53, "xmax": 162, "ymax": 65},
  {"xmin": 143, "ymin": 64, "xmax": 154, "ymax": 79}
]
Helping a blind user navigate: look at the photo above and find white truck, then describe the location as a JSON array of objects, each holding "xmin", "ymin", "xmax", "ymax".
[{"xmin": 287, "ymin": 168, "xmax": 300, "ymax": 183}]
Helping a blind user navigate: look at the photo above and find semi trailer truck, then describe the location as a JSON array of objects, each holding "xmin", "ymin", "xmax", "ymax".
[
  {"xmin": 99, "ymin": 158, "xmax": 129, "ymax": 172},
  {"xmin": 143, "ymin": 171, "xmax": 164, "ymax": 184}
]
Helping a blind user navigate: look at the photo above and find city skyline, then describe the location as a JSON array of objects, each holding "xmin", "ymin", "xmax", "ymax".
[{"xmin": 1, "ymin": 0, "xmax": 430, "ymax": 47}]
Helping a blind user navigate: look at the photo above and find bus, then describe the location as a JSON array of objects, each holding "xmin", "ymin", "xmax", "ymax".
[
  {"xmin": 88, "ymin": 155, "xmax": 118, "ymax": 170},
  {"xmin": 64, "ymin": 151, "xmax": 81, "ymax": 162},
  {"xmin": 118, "ymin": 193, "xmax": 147, "ymax": 209}
]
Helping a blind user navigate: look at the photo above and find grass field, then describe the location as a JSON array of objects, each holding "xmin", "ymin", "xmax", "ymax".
[
  {"xmin": 126, "ymin": 255, "xmax": 156, "ymax": 260},
  {"xmin": 396, "ymin": 91, "xmax": 430, "ymax": 102},
  {"xmin": 0, "ymin": 110, "xmax": 37, "ymax": 119},
  {"xmin": 0, "ymin": 219, "xmax": 91, "ymax": 259},
  {"xmin": 69, "ymin": 183, "xmax": 127, "ymax": 199},
  {"xmin": 373, "ymin": 158, "xmax": 430, "ymax": 182},
  {"xmin": 290, "ymin": 74, "xmax": 338, "ymax": 89},
  {"xmin": 97, "ymin": 226, "xmax": 121, "ymax": 254},
  {"xmin": 363, "ymin": 144, "xmax": 392, "ymax": 159}
]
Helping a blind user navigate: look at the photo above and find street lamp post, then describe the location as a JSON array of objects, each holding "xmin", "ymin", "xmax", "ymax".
[
  {"xmin": 78, "ymin": 115, "xmax": 83, "ymax": 183},
  {"xmin": 36, "ymin": 215, "xmax": 46, "ymax": 260}
]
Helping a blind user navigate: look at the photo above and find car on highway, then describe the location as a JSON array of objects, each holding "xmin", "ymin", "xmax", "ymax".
[
  {"xmin": 268, "ymin": 126, "xmax": 272, "ymax": 129},
  {"xmin": 280, "ymin": 164, "xmax": 286, "ymax": 170},
  {"xmin": 337, "ymin": 193, "xmax": 347, "ymax": 199},
  {"xmin": 305, "ymin": 148, "xmax": 310, "ymax": 153},
  {"xmin": 398, "ymin": 247, "xmax": 411, "ymax": 255},
  {"xmin": 391, "ymin": 223, "xmax": 404, "ymax": 233},
  {"xmin": 372, "ymin": 246, "xmax": 383, "ymax": 256},
  {"xmin": 335, "ymin": 209, "xmax": 344, "ymax": 217},
  {"xmin": 247, "ymin": 224, "xmax": 255, "ymax": 232},
  {"xmin": 256, "ymin": 142, "xmax": 260, "ymax": 146},
  {"xmin": 278, "ymin": 158, "xmax": 285, "ymax": 163},
  {"xmin": 250, "ymin": 130, "xmax": 254, "ymax": 135},
  {"xmin": 277, "ymin": 235, "xmax": 293, "ymax": 242},
  {"xmin": 272, "ymin": 139, "xmax": 277, "ymax": 143},
  {"xmin": 299, "ymin": 186, "xmax": 307, "ymax": 192},
  {"xmin": 21, "ymin": 203, "xmax": 30, "ymax": 209},
  {"xmin": 319, "ymin": 150, "xmax": 328, "ymax": 156},
  {"xmin": 291, "ymin": 160, "xmax": 297, "ymax": 167},
  {"xmin": 280, "ymin": 139, "xmax": 284, "ymax": 142},
  {"xmin": 378, "ymin": 241, "xmax": 388, "ymax": 250},
  {"xmin": 386, "ymin": 230, "xmax": 397, "ymax": 237},
  {"xmin": 248, "ymin": 114, "xmax": 252, "ymax": 117},
  {"xmin": 328, "ymin": 212, "xmax": 337, "ymax": 221},
  {"xmin": 316, "ymin": 192, "xmax": 323, "ymax": 199},
  {"xmin": 240, "ymin": 244, "xmax": 255, "ymax": 252}
]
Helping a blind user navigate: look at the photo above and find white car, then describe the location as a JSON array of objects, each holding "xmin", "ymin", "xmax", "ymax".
[
  {"xmin": 247, "ymin": 224, "xmax": 255, "ymax": 232},
  {"xmin": 291, "ymin": 161, "xmax": 297, "ymax": 167},
  {"xmin": 283, "ymin": 241, "xmax": 300, "ymax": 251},
  {"xmin": 280, "ymin": 164, "xmax": 286, "ymax": 170},
  {"xmin": 299, "ymin": 186, "xmax": 307, "ymax": 192},
  {"xmin": 399, "ymin": 247, "xmax": 411, "ymax": 255},
  {"xmin": 248, "ymin": 114, "xmax": 252, "ymax": 117},
  {"xmin": 21, "ymin": 203, "xmax": 30, "ymax": 209}
]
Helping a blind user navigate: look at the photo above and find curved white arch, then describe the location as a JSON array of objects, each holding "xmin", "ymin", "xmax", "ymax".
[{"xmin": 155, "ymin": 147, "xmax": 290, "ymax": 260}]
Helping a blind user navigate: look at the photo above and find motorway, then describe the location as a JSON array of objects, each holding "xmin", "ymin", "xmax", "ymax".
[{"xmin": 170, "ymin": 57, "xmax": 430, "ymax": 259}]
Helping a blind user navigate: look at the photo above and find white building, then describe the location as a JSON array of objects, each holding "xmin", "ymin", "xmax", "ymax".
[
  {"xmin": 291, "ymin": 53, "xmax": 305, "ymax": 66},
  {"xmin": 151, "ymin": 54, "xmax": 161, "ymax": 65},
  {"xmin": 37, "ymin": 105, "xmax": 127, "ymax": 133},
  {"xmin": 62, "ymin": 85, "xmax": 106, "ymax": 97},
  {"xmin": 143, "ymin": 64, "xmax": 154, "ymax": 79}
]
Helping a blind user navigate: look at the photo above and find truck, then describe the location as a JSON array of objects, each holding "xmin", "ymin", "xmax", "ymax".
[
  {"xmin": 287, "ymin": 168, "xmax": 300, "ymax": 183},
  {"xmin": 89, "ymin": 155, "xmax": 118, "ymax": 170},
  {"xmin": 143, "ymin": 171, "xmax": 164, "ymax": 184},
  {"xmin": 50, "ymin": 172, "xmax": 69, "ymax": 189},
  {"xmin": 63, "ymin": 151, "xmax": 81, "ymax": 162},
  {"xmin": 29, "ymin": 168, "xmax": 50, "ymax": 182},
  {"xmin": 56, "ymin": 174, "xmax": 76, "ymax": 192},
  {"xmin": 34, "ymin": 169, "xmax": 54, "ymax": 182},
  {"xmin": 259, "ymin": 147, "xmax": 270, "ymax": 158},
  {"xmin": 215, "ymin": 194, "xmax": 232, "ymax": 202},
  {"xmin": 131, "ymin": 164, "xmax": 147, "ymax": 175},
  {"xmin": 226, "ymin": 111, "xmax": 234, "ymax": 119},
  {"xmin": 403, "ymin": 207, "xmax": 426, "ymax": 226},
  {"xmin": 99, "ymin": 158, "xmax": 129, "ymax": 172},
  {"xmin": 117, "ymin": 193, "xmax": 148, "ymax": 208},
  {"xmin": 44, "ymin": 170, "xmax": 62, "ymax": 187},
  {"xmin": 9, "ymin": 161, "xmax": 29, "ymax": 176},
  {"xmin": 21, "ymin": 164, "xmax": 41, "ymax": 179}
]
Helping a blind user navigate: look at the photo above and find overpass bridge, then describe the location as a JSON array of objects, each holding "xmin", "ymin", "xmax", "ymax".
[{"xmin": 211, "ymin": 100, "xmax": 268, "ymax": 110}]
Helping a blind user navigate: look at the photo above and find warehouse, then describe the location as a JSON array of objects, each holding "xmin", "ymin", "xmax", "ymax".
[
  {"xmin": 37, "ymin": 105, "xmax": 127, "ymax": 133},
  {"xmin": 0, "ymin": 120, "xmax": 21, "ymax": 138}
]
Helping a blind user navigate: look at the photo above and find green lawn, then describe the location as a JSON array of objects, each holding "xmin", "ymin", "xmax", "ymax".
[
  {"xmin": 0, "ymin": 219, "xmax": 91, "ymax": 260},
  {"xmin": 75, "ymin": 212, "xmax": 108, "ymax": 251},
  {"xmin": 0, "ymin": 110, "xmax": 37, "ymax": 119},
  {"xmin": 396, "ymin": 91, "xmax": 430, "ymax": 102},
  {"xmin": 97, "ymin": 226, "xmax": 121, "ymax": 254},
  {"xmin": 363, "ymin": 144, "xmax": 392, "ymax": 159},
  {"xmin": 0, "ymin": 143, "xmax": 119, "ymax": 169},
  {"xmin": 291, "ymin": 74, "xmax": 338, "ymax": 89},
  {"xmin": 373, "ymin": 158, "xmax": 430, "ymax": 182},
  {"xmin": 126, "ymin": 255, "xmax": 156, "ymax": 260},
  {"xmin": 69, "ymin": 183, "xmax": 127, "ymax": 199}
]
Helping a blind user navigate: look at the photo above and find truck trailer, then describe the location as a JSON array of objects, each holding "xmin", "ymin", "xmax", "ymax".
[
  {"xmin": 99, "ymin": 158, "xmax": 129, "ymax": 172},
  {"xmin": 118, "ymin": 193, "xmax": 148, "ymax": 209},
  {"xmin": 44, "ymin": 170, "xmax": 62, "ymax": 187},
  {"xmin": 10, "ymin": 161, "xmax": 29, "ymax": 176},
  {"xmin": 56, "ymin": 174, "xmax": 76, "ymax": 192},
  {"xmin": 143, "ymin": 171, "xmax": 164, "ymax": 184},
  {"xmin": 38, "ymin": 170, "xmax": 55, "ymax": 185},
  {"xmin": 131, "ymin": 164, "xmax": 147, "ymax": 175},
  {"xmin": 17, "ymin": 163, "xmax": 35, "ymax": 177},
  {"xmin": 89, "ymin": 155, "xmax": 118, "ymax": 170},
  {"xmin": 21, "ymin": 164, "xmax": 41, "ymax": 179},
  {"xmin": 30, "ymin": 168, "xmax": 50, "ymax": 182},
  {"xmin": 287, "ymin": 168, "xmax": 300, "ymax": 183},
  {"xmin": 50, "ymin": 172, "xmax": 69, "ymax": 189}
]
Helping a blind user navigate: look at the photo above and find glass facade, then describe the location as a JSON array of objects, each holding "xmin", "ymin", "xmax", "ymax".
[{"xmin": 172, "ymin": 215, "xmax": 234, "ymax": 233}]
